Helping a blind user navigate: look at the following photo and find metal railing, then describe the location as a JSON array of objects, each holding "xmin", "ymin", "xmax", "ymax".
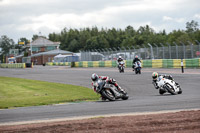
[{"xmin": 80, "ymin": 41, "xmax": 200, "ymax": 61}]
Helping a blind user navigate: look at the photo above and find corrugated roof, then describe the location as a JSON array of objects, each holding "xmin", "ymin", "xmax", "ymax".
[
  {"xmin": 30, "ymin": 49, "xmax": 73, "ymax": 57},
  {"xmin": 29, "ymin": 36, "xmax": 60, "ymax": 46}
]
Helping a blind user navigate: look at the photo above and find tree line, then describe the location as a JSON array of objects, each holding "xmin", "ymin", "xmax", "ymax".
[
  {"xmin": 48, "ymin": 20, "xmax": 200, "ymax": 52},
  {"xmin": 0, "ymin": 20, "xmax": 200, "ymax": 57}
]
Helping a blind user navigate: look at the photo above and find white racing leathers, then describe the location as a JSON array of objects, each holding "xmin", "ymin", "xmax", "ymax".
[{"xmin": 152, "ymin": 76, "xmax": 182, "ymax": 95}]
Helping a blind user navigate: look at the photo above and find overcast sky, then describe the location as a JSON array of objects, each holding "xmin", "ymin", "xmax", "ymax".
[{"xmin": 0, "ymin": 0, "xmax": 200, "ymax": 42}]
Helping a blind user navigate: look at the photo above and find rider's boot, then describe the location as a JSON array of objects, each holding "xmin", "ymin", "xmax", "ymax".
[{"xmin": 116, "ymin": 85, "xmax": 125, "ymax": 94}]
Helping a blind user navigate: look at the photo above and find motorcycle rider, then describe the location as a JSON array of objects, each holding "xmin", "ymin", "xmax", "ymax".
[
  {"xmin": 91, "ymin": 73, "xmax": 125, "ymax": 99},
  {"xmin": 132, "ymin": 55, "xmax": 141, "ymax": 71},
  {"xmin": 152, "ymin": 72, "xmax": 174, "ymax": 88},
  {"xmin": 117, "ymin": 56, "xmax": 124, "ymax": 63},
  {"xmin": 117, "ymin": 56, "xmax": 124, "ymax": 69}
]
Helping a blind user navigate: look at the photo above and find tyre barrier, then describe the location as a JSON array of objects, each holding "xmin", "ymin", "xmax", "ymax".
[
  {"xmin": 46, "ymin": 62, "xmax": 71, "ymax": 66},
  {"xmin": 46, "ymin": 58, "xmax": 200, "ymax": 68},
  {"xmin": 0, "ymin": 63, "xmax": 26, "ymax": 68}
]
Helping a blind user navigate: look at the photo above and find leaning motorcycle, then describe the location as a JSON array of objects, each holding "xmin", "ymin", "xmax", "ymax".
[
  {"xmin": 118, "ymin": 61, "xmax": 125, "ymax": 73},
  {"xmin": 93, "ymin": 79, "xmax": 129, "ymax": 101},
  {"xmin": 152, "ymin": 76, "xmax": 182, "ymax": 95},
  {"xmin": 134, "ymin": 61, "xmax": 141, "ymax": 74}
]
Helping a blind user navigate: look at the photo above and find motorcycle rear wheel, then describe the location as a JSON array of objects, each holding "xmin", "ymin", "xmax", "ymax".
[
  {"xmin": 135, "ymin": 69, "xmax": 138, "ymax": 74},
  {"xmin": 159, "ymin": 89, "xmax": 166, "ymax": 95}
]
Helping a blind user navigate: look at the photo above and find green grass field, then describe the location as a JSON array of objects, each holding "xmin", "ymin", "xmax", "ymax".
[{"xmin": 0, "ymin": 76, "xmax": 99, "ymax": 109}]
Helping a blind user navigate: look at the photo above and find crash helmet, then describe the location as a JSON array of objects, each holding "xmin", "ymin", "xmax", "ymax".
[
  {"xmin": 135, "ymin": 55, "xmax": 138, "ymax": 58},
  {"xmin": 152, "ymin": 72, "xmax": 158, "ymax": 80},
  {"xmin": 119, "ymin": 56, "xmax": 122, "ymax": 59},
  {"xmin": 91, "ymin": 73, "xmax": 99, "ymax": 81}
]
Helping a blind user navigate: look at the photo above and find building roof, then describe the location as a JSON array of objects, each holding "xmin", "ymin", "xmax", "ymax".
[
  {"xmin": 29, "ymin": 36, "xmax": 60, "ymax": 46},
  {"xmin": 54, "ymin": 54, "xmax": 79, "ymax": 58},
  {"xmin": 30, "ymin": 49, "xmax": 73, "ymax": 57}
]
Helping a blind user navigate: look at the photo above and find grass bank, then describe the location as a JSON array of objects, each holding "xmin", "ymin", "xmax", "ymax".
[{"xmin": 0, "ymin": 76, "xmax": 99, "ymax": 109}]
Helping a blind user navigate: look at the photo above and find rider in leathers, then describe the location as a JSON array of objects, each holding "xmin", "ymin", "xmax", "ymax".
[
  {"xmin": 152, "ymin": 72, "xmax": 180, "ymax": 94},
  {"xmin": 132, "ymin": 55, "xmax": 141, "ymax": 71},
  {"xmin": 91, "ymin": 73, "xmax": 125, "ymax": 100},
  {"xmin": 117, "ymin": 56, "xmax": 124, "ymax": 69}
]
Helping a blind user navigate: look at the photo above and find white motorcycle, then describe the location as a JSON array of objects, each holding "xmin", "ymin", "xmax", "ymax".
[
  {"xmin": 153, "ymin": 76, "xmax": 182, "ymax": 95},
  {"xmin": 118, "ymin": 61, "xmax": 125, "ymax": 73}
]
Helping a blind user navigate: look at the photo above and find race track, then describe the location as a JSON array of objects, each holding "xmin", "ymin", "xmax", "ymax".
[{"xmin": 0, "ymin": 66, "xmax": 200, "ymax": 124}]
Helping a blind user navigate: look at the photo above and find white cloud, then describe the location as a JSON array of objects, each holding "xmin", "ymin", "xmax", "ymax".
[
  {"xmin": 0, "ymin": 0, "xmax": 199, "ymax": 42},
  {"xmin": 194, "ymin": 14, "xmax": 200, "ymax": 19},
  {"xmin": 162, "ymin": 16, "xmax": 185, "ymax": 23},
  {"xmin": 163, "ymin": 16, "xmax": 173, "ymax": 21},
  {"xmin": 175, "ymin": 18, "xmax": 185, "ymax": 23},
  {"xmin": 0, "ymin": 0, "xmax": 52, "ymax": 6}
]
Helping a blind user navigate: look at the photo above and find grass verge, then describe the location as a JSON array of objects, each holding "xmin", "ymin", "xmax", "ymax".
[{"xmin": 0, "ymin": 76, "xmax": 99, "ymax": 109}]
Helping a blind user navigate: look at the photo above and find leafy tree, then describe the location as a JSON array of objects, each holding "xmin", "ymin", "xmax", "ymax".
[
  {"xmin": 0, "ymin": 35, "xmax": 15, "ymax": 63},
  {"xmin": 18, "ymin": 37, "xmax": 29, "ymax": 45},
  {"xmin": 32, "ymin": 34, "xmax": 46, "ymax": 41},
  {"xmin": 0, "ymin": 35, "xmax": 15, "ymax": 55},
  {"xmin": 32, "ymin": 35, "xmax": 39, "ymax": 41},
  {"xmin": 46, "ymin": 21, "xmax": 200, "ymax": 52},
  {"xmin": 67, "ymin": 39, "xmax": 79, "ymax": 52},
  {"xmin": 167, "ymin": 30, "xmax": 185, "ymax": 45},
  {"xmin": 186, "ymin": 20, "xmax": 199, "ymax": 33},
  {"xmin": 175, "ymin": 34, "xmax": 192, "ymax": 44}
]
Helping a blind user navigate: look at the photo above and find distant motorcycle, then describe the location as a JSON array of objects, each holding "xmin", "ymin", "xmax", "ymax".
[
  {"xmin": 152, "ymin": 76, "xmax": 182, "ymax": 95},
  {"xmin": 118, "ymin": 61, "xmax": 125, "ymax": 73},
  {"xmin": 93, "ymin": 79, "xmax": 129, "ymax": 101},
  {"xmin": 134, "ymin": 61, "xmax": 141, "ymax": 74}
]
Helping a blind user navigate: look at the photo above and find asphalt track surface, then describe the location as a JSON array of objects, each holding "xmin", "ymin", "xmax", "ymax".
[{"xmin": 0, "ymin": 66, "xmax": 200, "ymax": 124}]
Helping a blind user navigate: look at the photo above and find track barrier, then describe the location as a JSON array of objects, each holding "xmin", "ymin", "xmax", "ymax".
[
  {"xmin": 46, "ymin": 58, "xmax": 200, "ymax": 68},
  {"xmin": 0, "ymin": 63, "xmax": 26, "ymax": 68}
]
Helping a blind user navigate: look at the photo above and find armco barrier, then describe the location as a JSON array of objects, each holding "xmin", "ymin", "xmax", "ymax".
[
  {"xmin": 163, "ymin": 59, "xmax": 173, "ymax": 68},
  {"xmin": 105, "ymin": 61, "xmax": 112, "ymax": 67},
  {"xmin": 112, "ymin": 61, "xmax": 117, "ymax": 67},
  {"xmin": 93, "ymin": 61, "xmax": 99, "ymax": 67},
  {"xmin": 46, "ymin": 62, "xmax": 71, "ymax": 66},
  {"xmin": 83, "ymin": 61, "xmax": 88, "ymax": 67},
  {"xmin": 185, "ymin": 58, "xmax": 199, "ymax": 68},
  {"xmin": 152, "ymin": 59, "xmax": 163, "ymax": 68},
  {"xmin": 0, "ymin": 63, "xmax": 26, "ymax": 68},
  {"xmin": 125, "ymin": 60, "xmax": 132, "ymax": 67},
  {"xmin": 88, "ymin": 61, "xmax": 93, "ymax": 67},
  {"xmin": 142, "ymin": 60, "xmax": 152, "ymax": 68},
  {"xmin": 46, "ymin": 58, "xmax": 200, "ymax": 68},
  {"xmin": 173, "ymin": 59, "xmax": 182, "ymax": 68}
]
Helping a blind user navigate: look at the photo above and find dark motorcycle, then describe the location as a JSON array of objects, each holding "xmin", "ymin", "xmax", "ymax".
[
  {"xmin": 134, "ymin": 61, "xmax": 141, "ymax": 74},
  {"xmin": 93, "ymin": 79, "xmax": 129, "ymax": 101}
]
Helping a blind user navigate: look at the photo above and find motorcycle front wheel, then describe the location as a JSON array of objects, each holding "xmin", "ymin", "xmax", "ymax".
[
  {"xmin": 101, "ymin": 89, "xmax": 116, "ymax": 101},
  {"xmin": 121, "ymin": 93, "xmax": 129, "ymax": 100},
  {"xmin": 178, "ymin": 87, "xmax": 182, "ymax": 94}
]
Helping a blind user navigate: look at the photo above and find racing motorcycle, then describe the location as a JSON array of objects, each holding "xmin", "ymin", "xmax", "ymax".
[
  {"xmin": 152, "ymin": 76, "xmax": 182, "ymax": 95},
  {"xmin": 134, "ymin": 61, "xmax": 141, "ymax": 74},
  {"xmin": 118, "ymin": 61, "xmax": 125, "ymax": 73},
  {"xmin": 93, "ymin": 79, "xmax": 129, "ymax": 101}
]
